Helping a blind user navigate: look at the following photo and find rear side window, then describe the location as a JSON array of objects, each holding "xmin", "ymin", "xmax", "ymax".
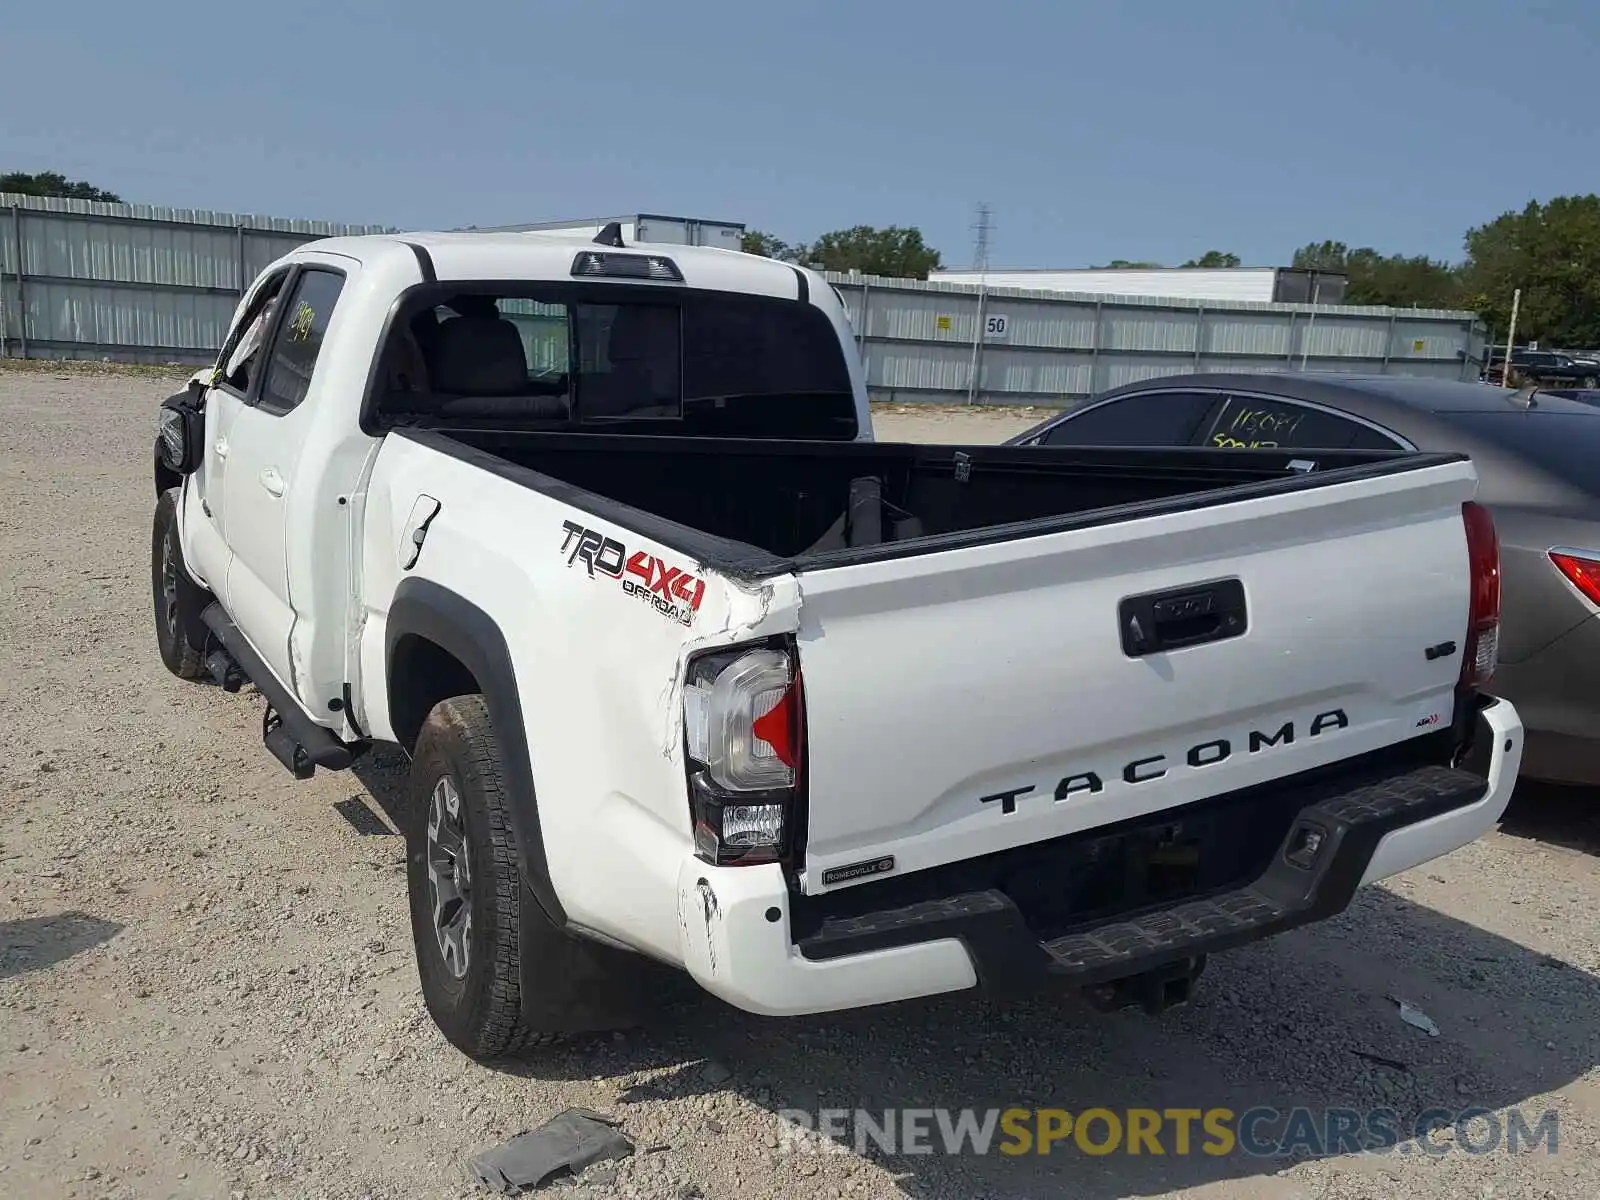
[
  {"xmin": 1038, "ymin": 391, "xmax": 1222, "ymax": 446},
  {"xmin": 1447, "ymin": 411, "xmax": 1600, "ymax": 495},
  {"xmin": 259, "ymin": 269, "xmax": 346, "ymax": 415},
  {"xmin": 1198, "ymin": 395, "xmax": 1400, "ymax": 450}
]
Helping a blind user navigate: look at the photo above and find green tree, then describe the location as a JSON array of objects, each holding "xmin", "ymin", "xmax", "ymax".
[
  {"xmin": 740, "ymin": 229, "xmax": 798, "ymax": 260},
  {"xmin": 800, "ymin": 225, "xmax": 943, "ymax": 279},
  {"xmin": 0, "ymin": 170, "xmax": 122, "ymax": 202},
  {"xmin": 1462, "ymin": 195, "xmax": 1600, "ymax": 346},
  {"xmin": 1290, "ymin": 240, "xmax": 1464, "ymax": 308},
  {"xmin": 1181, "ymin": 250, "xmax": 1241, "ymax": 268},
  {"xmin": 1094, "ymin": 259, "xmax": 1164, "ymax": 268},
  {"xmin": 1290, "ymin": 240, "xmax": 1351, "ymax": 272}
]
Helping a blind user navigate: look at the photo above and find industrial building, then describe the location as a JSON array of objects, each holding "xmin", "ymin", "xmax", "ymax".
[{"xmin": 928, "ymin": 265, "xmax": 1349, "ymax": 306}]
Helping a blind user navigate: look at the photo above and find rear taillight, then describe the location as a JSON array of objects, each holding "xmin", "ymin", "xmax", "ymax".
[
  {"xmin": 683, "ymin": 642, "xmax": 804, "ymax": 866},
  {"xmin": 1549, "ymin": 550, "xmax": 1600, "ymax": 607},
  {"xmin": 1461, "ymin": 501, "xmax": 1501, "ymax": 689}
]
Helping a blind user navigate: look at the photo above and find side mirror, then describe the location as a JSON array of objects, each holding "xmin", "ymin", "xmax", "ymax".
[{"xmin": 157, "ymin": 394, "xmax": 204, "ymax": 475}]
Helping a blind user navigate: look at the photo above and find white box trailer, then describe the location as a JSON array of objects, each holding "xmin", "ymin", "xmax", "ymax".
[
  {"xmin": 929, "ymin": 266, "xmax": 1348, "ymax": 305},
  {"xmin": 478, "ymin": 213, "xmax": 746, "ymax": 252}
]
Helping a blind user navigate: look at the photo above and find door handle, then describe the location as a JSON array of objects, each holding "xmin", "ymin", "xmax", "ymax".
[
  {"xmin": 259, "ymin": 468, "xmax": 286, "ymax": 497},
  {"xmin": 214, "ymin": 436, "xmax": 229, "ymax": 460}
]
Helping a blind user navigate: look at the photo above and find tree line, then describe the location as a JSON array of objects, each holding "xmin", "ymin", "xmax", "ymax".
[
  {"xmin": 1, "ymin": 170, "xmax": 122, "ymax": 202},
  {"xmin": 745, "ymin": 194, "xmax": 1600, "ymax": 348},
  {"xmin": 9, "ymin": 169, "xmax": 1595, "ymax": 347}
]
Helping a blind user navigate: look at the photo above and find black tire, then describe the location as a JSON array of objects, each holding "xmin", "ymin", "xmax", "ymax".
[
  {"xmin": 151, "ymin": 488, "xmax": 209, "ymax": 680},
  {"xmin": 408, "ymin": 697, "xmax": 684, "ymax": 1060},
  {"xmin": 1583, "ymin": 376, "xmax": 1597, "ymax": 389},
  {"xmin": 406, "ymin": 695, "xmax": 597, "ymax": 1059}
]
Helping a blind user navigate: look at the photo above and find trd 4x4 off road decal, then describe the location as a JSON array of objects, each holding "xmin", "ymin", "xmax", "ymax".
[{"xmin": 559, "ymin": 521, "xmax": 706, "ymax": 626}]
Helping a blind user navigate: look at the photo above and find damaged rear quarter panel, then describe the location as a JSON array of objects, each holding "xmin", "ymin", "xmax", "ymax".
[{"xmin": 370, "ymin": 437, "xmax": 801, "ymax": 965}]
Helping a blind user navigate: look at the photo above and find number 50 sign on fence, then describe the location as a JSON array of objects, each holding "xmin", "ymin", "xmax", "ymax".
[{"xmin": 984, "ymin": 314, "xmax": 1009, "ymax": 339}]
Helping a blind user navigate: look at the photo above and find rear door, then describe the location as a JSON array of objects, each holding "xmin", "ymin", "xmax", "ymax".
[{"xmin": 790, "ymin": 457, "xmax": 1478, "ymax": 893}]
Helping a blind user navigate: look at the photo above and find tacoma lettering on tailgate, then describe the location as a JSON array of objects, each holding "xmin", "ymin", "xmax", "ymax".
[
  {"xmin": 979, "ymin": 709, "xmax": 1350, "ymax": 814},
  {"xmin": 559, "ymin": 520, "xmax": 706, "ymax": 626}
]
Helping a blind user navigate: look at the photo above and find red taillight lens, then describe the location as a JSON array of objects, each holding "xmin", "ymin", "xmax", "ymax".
[
  {"xmin": 683, "ymin": 642, "xmax": 806, "ymax": 866},
  {"xmin": 1549, "ymin": 551, "xmax": 1600, "ymax": 607},
  {"xmin": 1461, "ymin": 501, "xmax": 1501, "ymax": 688},
  {"xmin": 751, "ymin": 673, "xmax": 801, "ymax": 769}
]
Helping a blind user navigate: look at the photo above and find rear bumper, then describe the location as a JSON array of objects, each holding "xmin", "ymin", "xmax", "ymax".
[{"xmin": 674, "ymin": 699, "xmax": 1521, "ymax": 1017}]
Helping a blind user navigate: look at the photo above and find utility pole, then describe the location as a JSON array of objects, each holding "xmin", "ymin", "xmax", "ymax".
[
  {"xmin": 1503, "ymin": 288, "xmax": 1522, "ymax": 384},
  {"xmin": 1300, "ymin": 276, "xmax": 1322, "ymax": 370},
  {"xmin": 966, "ymin": 203, "xmax": 993, "ymax": 406}
]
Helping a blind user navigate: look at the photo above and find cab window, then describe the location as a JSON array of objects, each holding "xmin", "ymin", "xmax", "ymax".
[
  {"xmin": 215, "ymin": 270, "xmax": 290, "ymax": 397},
  {"xmin": 257, "ymin": 269, "xmax": 347, "ymax": 415}
]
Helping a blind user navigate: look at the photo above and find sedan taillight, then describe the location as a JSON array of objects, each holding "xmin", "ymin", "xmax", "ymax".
[{"xmin": 1549, "ymin": 549, "xmax": 1600, "ymax": 607}]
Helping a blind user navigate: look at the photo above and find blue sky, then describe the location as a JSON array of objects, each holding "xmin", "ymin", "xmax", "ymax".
[{"xmin": 2, "ymin": 0, "xmax": 1595, "ymax": 270}]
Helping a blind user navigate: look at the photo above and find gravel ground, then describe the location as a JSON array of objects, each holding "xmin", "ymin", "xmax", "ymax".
[{"xmin": 3, "ymin": 364, "xmax": 1600, "ymax": 1200}]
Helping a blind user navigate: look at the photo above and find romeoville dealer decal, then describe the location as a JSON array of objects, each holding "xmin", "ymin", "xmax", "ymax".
[{"xmin": 559, "ymin": 520, "xmax": 706, "ymax": 626}]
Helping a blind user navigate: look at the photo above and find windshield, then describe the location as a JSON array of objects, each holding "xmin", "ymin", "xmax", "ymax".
[{"xmin": 375, "ymin": 284, "xmax": 858, "ymax": 439}]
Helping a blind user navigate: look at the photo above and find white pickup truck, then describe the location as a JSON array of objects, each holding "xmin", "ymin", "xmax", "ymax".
[{"xmin": 150, "ymin": 223, "xmax": 1523, "ymax": 1061}]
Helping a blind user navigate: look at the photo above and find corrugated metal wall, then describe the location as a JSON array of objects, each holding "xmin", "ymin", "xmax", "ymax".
[
  {"xmin": 826, "ymin": 273, "xmax": 1486, "ymax": 405},
  {"xmin": 0, "ymin": 193, "xmax": 393, "ymax": 364},
  {"xmin": 0, "ymin": 194, "xmax": 1486, "ymax": 404}
]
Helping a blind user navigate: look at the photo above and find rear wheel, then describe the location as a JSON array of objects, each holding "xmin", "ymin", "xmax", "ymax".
[
  {"xmin": 407, "ymin": 696, "xmax": 549, "ymax": 1058},
  {"xmin": 151, "ymin": 488, "xmax": 209, "ymax": 680}
]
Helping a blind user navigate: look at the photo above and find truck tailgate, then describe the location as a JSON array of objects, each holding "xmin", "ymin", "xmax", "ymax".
[{"xmin": 792, "ymin": 458, "xmax": 1479, "ymax": 894}]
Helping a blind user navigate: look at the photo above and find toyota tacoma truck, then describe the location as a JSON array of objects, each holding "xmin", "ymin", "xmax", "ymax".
[{"xmin": 149, "ymin": 224, "xmax": 1524, "ymax": 1061}]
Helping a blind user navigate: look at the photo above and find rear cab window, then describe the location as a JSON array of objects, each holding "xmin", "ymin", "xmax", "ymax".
[{"xmin": 374, "ymin": 285, "xmax": 858, "ymax": 439}]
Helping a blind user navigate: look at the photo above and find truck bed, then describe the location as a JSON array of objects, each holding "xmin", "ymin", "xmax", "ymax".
[
  {"xmin": 394, "ymin": 425, "xmax": 1483, "ymax": 899},
  {"xmin": 416, "ymin": 427, "xmax": 1456, "ymax": 572}
]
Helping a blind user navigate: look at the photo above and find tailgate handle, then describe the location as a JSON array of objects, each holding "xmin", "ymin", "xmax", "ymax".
[{"xmin": 1120, "ymin": 579, "xmax": 1247, "ymax": 657}]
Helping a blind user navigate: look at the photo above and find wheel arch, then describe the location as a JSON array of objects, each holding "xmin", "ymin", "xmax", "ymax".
[{"xmin": 387, "ymin": 577, "xmax": 566, "ymax": 927}]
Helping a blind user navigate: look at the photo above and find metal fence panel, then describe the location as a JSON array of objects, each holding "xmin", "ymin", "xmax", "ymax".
[
  {"xmin": 1201, "ymin": 311, "xmax": 1295, "ymax": 357},
  {"xmin": 830, "ymin": 273, "xmax": 1484, "ymax": 406},
  {"xmin": 0, "ymin": 195, "xmax": 1488, "ymax": 404},
  {"xmin": 0, "ymin": 192, "xmax": 392, "ymax": 361}
]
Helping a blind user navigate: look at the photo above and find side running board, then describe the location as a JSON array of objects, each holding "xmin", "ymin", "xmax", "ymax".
[{"xmin": 200, "ymin": 603, "xmax": 361, "ymax": 777}]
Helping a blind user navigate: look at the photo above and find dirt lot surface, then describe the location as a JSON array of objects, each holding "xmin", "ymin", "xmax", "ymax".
[{"xmin": 4, "ymin": 364, "xmax": 1600, "ymax": 1200}]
